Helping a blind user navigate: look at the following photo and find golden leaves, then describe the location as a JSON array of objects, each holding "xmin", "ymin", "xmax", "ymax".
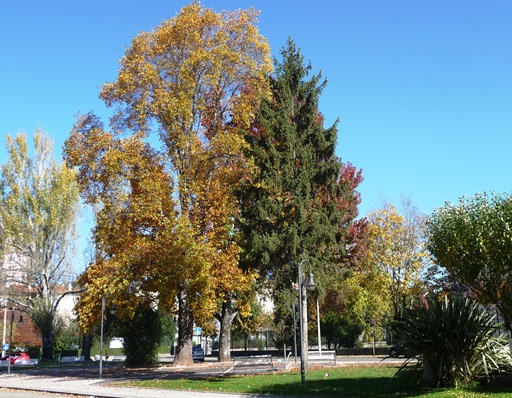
[
  {"xmin": 68, "ymin": 2, "xmax": 273, "ymax": 332},
  {"xmin": 364, "ymin": 203, "xmax": 428, "ymax": 316}
]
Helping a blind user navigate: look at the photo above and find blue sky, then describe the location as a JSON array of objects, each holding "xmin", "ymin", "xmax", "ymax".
[{"xmin": 1, "ymin": 1, "xmax": 511, "ymax": 226}]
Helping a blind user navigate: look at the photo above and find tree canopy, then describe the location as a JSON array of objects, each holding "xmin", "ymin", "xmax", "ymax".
[
  {"xmin": 0, "ymin": 130, "xmax": 80, "ymax": 360},
  {"xmin": 365, "ymin": 200, "xmax": 427, "ymax": 319},
  {"xmin": 427, "ymin": 192, "xmax": 512, "ymax": 332},
  {"xmin": 64, "ymin": 2, "xmax": 271, "ymax": 365},
  {"xmin": 237, "ymin": 39, "xmax": 349, "ymax": 293}
]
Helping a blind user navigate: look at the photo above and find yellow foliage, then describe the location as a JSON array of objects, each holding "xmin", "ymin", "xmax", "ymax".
[
  {"xmin": 67, "ymin": 3, "xmax": 271, "ymax": 332},
  {"xmin": 364, "ymin": 202, "xmax": 428, "ymax": 317}
]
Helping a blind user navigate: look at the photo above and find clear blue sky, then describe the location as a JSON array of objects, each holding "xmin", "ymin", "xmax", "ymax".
[{"xmin": 1, "ymin": 1, "xmax": 511, "ymax": 220}]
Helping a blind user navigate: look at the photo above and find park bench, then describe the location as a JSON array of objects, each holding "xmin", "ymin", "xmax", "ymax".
[
  {"xmin": 232, "ymin": 354, "xmax": 274, "ymax": 372},
  {"xmin": 0, "ymin": 358, "xmax": 39, "ymax": 369},
  {"xmin": 93, "ymin": 354, "xmax": 126, "ymax": 362},
  {"xmin": 13, "ymin": 358, "xmax": 39, "ymax": 368},
  {"xmin": 308, "ymin": 350, "xmax": 337, "ymax": 365},
  {"xmin": 109, "ymin": 355, "xmax": 126, "ymax": 362},
  {"xmin": 60, "ymin": 355, "xmax": 85, "ymax": 367}
]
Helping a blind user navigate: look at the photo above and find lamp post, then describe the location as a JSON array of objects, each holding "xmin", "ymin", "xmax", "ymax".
[
  {"xmin": 316, "ymin": 297, "xmax": 322, "ymax": 354},
  {"xmin": 2, "ymin": 303, "xmax": 7, "ymax": 357},
  {"xmin": 7, "ymin": 308, "xmax": 23, "ymax": 375},
  {"xmin": 99, "ymin": 295, "xmax": 105, "ymax": 378},
  {"xmin": 298, "ymin": 259, "xmax": 316, "ymax": 387},
  {"xmin": 292, "ymin": 299, "xmax": 297, "ymax": 363}
]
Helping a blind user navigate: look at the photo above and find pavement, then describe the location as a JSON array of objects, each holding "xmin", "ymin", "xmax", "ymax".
[
  {"xmin": 0, "ymin": 359, "xmax": 291, "ymax": 398},
  {"xmin": 0, "ymin": 356, "xmax": 404, "ymax": 398}
]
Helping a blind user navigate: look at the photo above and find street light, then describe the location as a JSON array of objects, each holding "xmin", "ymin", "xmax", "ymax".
[
  {"xmin": 2, "ymin": 302, "xmax": 7, "ymax": 357},
  {"xmin": 99, "ymin": 296, "xmax": 105, "ymax": 378},
  {"xmin": 7, "ymin": 308, "xmax": 24, "ymax": 375},
  {"xmin": 298, "ymin": 259, "xmax": 316, "ymax": 387}
]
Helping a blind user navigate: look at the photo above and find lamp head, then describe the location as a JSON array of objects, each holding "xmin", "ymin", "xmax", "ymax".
[{"xmin": 306, "ymin": 270, "xmax": 316, "ymax": 291}]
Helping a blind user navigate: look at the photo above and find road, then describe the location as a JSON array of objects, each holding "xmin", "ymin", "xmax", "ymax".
[{"xmin": 1, "ymin": 390, "xmax": 77, "ymax": 398}]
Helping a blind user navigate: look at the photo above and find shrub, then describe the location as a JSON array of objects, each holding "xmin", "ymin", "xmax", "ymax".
[
  {"xmin": 25, "ymin": 345, "xmax": 41, "ymax": 359},
  {"xmin": 396, "ymin": 294, "xmax": 512, "ymax": 387},
  {"xmin": 119, "ymin": 304, "xmax": 162, "ymax": 367},
  {"xmin": 54, "ymin": 319, "xmax": 81, "ymax": 352}
]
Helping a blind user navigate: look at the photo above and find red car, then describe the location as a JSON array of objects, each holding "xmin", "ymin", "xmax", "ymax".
[{"xmin": 0, "ymin": 351, "xmax": 30, "ymax": 365}]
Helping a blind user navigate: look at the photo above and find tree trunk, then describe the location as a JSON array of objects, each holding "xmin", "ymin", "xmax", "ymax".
[
  {"xmin": 34, "ymin": 309, "xmax": 55, "ymax": 361},
  {"xmin": 217, "ymin": 300, "xmax": 237, "ymax": 363},
  {"xmin": 174, "ymin": 288, "xmax": 194, "ymax": 366},
  {"xmin": 81, "ymin": 333, "xmax": 93, "ymax": 361},
  {"xmin": 41, "ymin": 333, "xmax": 54, "ymax": 361}
]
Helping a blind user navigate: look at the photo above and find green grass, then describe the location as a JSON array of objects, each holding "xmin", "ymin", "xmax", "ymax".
[{"xmin": 127, "ymin": 366, "xmax": 512, "ymax": 397}]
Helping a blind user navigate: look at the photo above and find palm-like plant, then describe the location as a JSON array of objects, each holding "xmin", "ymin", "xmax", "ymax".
[{"xmin": 396, "ymin": 294, "xmax": 512, "ymax": 387}]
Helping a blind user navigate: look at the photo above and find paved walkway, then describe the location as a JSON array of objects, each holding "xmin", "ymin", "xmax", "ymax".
[
  {"xmin": 0, "ymin": 356, "xmax": 403, "ymax": 398},
  {"xmin": 0, "ymin": 362, "xmax": 282, "ymax": 398},
  {"xmin": 0, "ymin": 373, "xmax": 261, "ymax": 398}
]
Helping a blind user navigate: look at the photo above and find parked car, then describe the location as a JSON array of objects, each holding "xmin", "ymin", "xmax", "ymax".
[
  {"xmin": 388, "ymin": 344, "xmax": 404, "ymax": 358},
  {"xmin": 192, "ymin": 345, "xmax": 205, "ymax": 362},
  {"xmin": 388, "ymin": 343, "xmax": 416, "ymax": 358},
  {"xmin": 0, "ymin": 351, "xmax": 30, "ymax": 365}
]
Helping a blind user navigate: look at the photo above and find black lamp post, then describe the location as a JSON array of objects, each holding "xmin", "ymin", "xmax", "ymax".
[{"xmin": 7, "ymin": 308, "xmax": 23, "ymax": 375}]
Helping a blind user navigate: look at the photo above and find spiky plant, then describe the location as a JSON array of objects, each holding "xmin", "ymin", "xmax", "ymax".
[{"xmin": 396, "ymin": 294, "xmax": 512, "ymax": 387}]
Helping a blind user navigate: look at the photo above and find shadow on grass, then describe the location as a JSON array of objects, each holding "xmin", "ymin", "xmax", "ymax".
[
  {"xmin": 67, "ymin": 364, "xmax": 512, "ymax": 397},
  {"xmin": 191, "ymin": 368, "xmax": 436, "ymax": 398}
]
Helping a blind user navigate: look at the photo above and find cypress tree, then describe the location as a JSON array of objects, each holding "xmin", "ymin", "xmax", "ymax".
[{"xmin": 238, "ymin": 39, "xmax": 350, "ymax": 295}]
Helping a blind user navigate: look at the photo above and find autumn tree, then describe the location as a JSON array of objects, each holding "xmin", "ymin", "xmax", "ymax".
[
  {"xmin": 0, "ymin": 130, "xmax": 80, "ymax": 360},
  {"xmin": 365, "ymin": 199, "xmax": 428, "ymax": 319},
  {"xmin": 427, "ymin": 192, "xmax": 512, "ymax": 333},
  {"xmin": 315, "ymin": 161, "xmax": 371, "ymax": 346},
  {"xmin": 65, "ymin": 3, "xmax": 271, "ymax": 365},
  {"xmin": 320, "ymin": 265, "xmax": 390, "ymax": 348}
]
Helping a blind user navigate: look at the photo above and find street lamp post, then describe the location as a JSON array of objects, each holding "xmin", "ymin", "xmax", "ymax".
[
  {"xmin": 99, "ymin": 295, "xmax": 105, "ymax": 378},
  {"xmin": 298, "ymin": 259, "xmax": 316, "ymax": 387},
  {"xmin": 292, "ymin": 300, "xmax": 297, "ymax": 363},
  {"xmin": 7, "ymin": 308, "xmax": 23, "ymax": 375},
  {"xmin": 316, "ymin": 297, "xmax": 322, "ymax": 354},
  {"xmin": 2, "ymin": 304, "xmax": 7, "ymax": 357}
]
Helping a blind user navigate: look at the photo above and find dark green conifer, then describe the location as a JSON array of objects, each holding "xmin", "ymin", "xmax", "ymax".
[{"xmin": 237, "ymin": 39, "xmax": 351, "ymax": 295}]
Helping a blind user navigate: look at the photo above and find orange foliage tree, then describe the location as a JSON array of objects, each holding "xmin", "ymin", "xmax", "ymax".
[{"xmin": 64, "ymin": 2, "xmax": 271, "ymax": 365}]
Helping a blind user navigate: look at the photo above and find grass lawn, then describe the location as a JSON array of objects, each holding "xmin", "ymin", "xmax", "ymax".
[{"xmin": 127, "ymin": 366, "xmax": 512, "ymax": 397}]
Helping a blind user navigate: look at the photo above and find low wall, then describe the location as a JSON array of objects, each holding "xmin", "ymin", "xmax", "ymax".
[{"xmin": 211, "ymin": 347, "xmax": 389, "ymax": 358}]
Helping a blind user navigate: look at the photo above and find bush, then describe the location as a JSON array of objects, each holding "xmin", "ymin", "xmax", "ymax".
[
  {"xmin": 25, "ymin": 345, "xmax": 41, "ymax": 359},
  {"xmin": 54, "ymin": 319, "xmax": 81, "ymax": 352},
  {"xmin": 119, "ymin": 304, "xmax": 162, "ymax": 367},
  {"xmin": 396, "ymin": 294, "xmax": 512, "ymax": 387}
]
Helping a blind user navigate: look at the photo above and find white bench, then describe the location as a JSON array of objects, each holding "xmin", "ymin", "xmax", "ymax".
[
  {"xmin": 232, "ymin": 355, "xmax": 274, "ymax": 372},
  {"xmin": 60, "ymin": 355, "xmax": 85, "ymax": 367},
  {"xmin": 109, "ymin": 355, "xmax": 126, "ymax": 362},
  {"xmin": 93, "ymin": 354, "xmax": 126, "ymax": 362},
  {"xmin": 0, "ymin": 358, "xmax": 39, "ymax": 368},
  {"xmin": 308, "ymin": 350, "xmax": 337, "ymax": 365},
  {"xmin": 14, "ymin": 359, "xmax": 39, "ymax": 367}
]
